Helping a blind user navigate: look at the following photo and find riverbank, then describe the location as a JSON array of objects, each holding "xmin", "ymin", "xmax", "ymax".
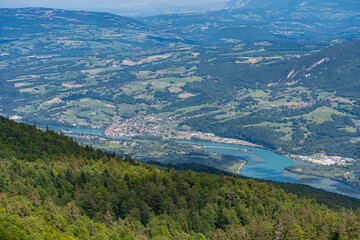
[
  {"xmin": 288, "ymin": 153, "xmax": 355, "ymax": 165},
  {"xmin": 170, "ymin": 131, "xmax": 260, "ymax": 147},
  {"xmin": 236, "ymin": 161, "xmax": 246, "ymax": 174},
  {"xmin": 197, "ymin": 145, "xmax": 253, "ymax": 152},
  {"xmin": 182, "ymin": 140, "xmax": 360, "ymax": 199}
]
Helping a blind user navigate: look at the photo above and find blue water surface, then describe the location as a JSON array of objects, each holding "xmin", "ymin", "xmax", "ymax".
[{"xmin": 177, "ymin": 140, "xmax": 360, "ymax": 198}]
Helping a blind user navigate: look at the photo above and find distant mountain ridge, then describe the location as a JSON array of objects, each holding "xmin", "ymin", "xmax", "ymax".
[
  {"xmin": 0, "ymin": 7, "xmax": 191, "ymax": 51},
  {"xmin": 226, "ymin": 0, "xmax": 251, "ymax": 9},
  {"xmin": 2, "ymin": 6, "xmax": 360, "ymax": 44},
  {"xmin": 0, "ymin": 7, "xmax": 147, "ymax": 30},
  {"xmin": 145, "ymin": 0, "xmax": 360, "ymax": 42},
  {"xmin": 108, "ymin": 2, "xmax": 227, "ymax": 17},
  {"xmin": 225, "ymin": 0, "xmax": 360, "ymax": 10}
]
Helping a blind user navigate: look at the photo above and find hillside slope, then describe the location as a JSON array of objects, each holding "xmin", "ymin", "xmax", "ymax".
[
  {"xmin": 0, "ymin": 8, "xmax": 184, "ymax": 50},
  {"xmin": 0, "ymin": 117, "xmax": 360, "ymax": 239},
  {"xmin": 276, "ymin": 40, "xmax": 360, "ymax": 97},
  {"xmin": 183, "ymin": 40, "xmax": 360, "ymax": 159},
  {"xmin": 0, "ymin": 8, "xmax": 147, "ymax": 29},
  {"xmin": 217, "ymin": 40, "xmax": 360, "ymax": 97},
  {"xmin": 0, "ymin": 8, "xmax": 148, "ymax": 38}
]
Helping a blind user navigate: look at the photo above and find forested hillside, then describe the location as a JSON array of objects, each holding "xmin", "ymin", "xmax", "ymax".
[
  {"xmin": 183, "ymin": 40, "xmax": 360, "ymax": 159},
  {"xmin": 0, "ymin": 116, "xmax": 360, "ymax": 239}
]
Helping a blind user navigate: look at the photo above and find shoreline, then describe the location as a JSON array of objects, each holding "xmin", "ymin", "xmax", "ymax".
[
  {"xmin": 173, "ymin": 136, "xmax": 260, "ymax": 148},
  {"xmin": 197, "ymin": 145, "xmax": 253, "ymax": 151},
  {"xmin": 284, "ymin": 170, "xmax": 360, "ymax": 198},
  {"xmin": 236, "ymin": 161, "xmax": 246, "ymax": 174}
]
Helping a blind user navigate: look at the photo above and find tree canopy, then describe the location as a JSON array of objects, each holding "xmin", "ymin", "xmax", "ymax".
[{"xmin": 0, "ymin": 116, "xmax": 359, "ymax": 239}]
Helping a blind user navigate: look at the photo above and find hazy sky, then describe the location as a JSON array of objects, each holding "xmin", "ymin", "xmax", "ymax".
[{"xmin": 0, "ymin": 0, "xmax": 227, "ymax": 9}]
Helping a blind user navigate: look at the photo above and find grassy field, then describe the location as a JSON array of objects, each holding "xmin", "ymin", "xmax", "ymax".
[{"xmin": 303, "ymin": 107, "xmax": 342, "ymax": 123}]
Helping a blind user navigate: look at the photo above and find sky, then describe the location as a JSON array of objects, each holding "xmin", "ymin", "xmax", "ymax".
[{"xmin": 0, "ymin": 0, "xmax": 227, "ymax": 9}]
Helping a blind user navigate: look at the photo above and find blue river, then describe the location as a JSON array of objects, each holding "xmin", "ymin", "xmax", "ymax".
[
  {"xmin": 177, "ymin": 141, "xmax": 360, "ymax": 198},
  {"xmin": 15, "ymin": 121, "xmax": 360, "ymax": 199}
]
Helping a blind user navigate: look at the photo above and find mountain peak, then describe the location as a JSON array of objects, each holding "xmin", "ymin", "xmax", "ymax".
[
  {"xmin": 225, "ymin": 0, "xmax": 360, "ymax": 10},
  {"xmin": 225, "ymin": 0, "xmax": 251, "ymax": 9}
]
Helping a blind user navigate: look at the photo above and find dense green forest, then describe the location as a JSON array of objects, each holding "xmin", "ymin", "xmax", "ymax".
[{"xmin": 0, "ymin": 116, "xmax": 360, "ymax": 239}]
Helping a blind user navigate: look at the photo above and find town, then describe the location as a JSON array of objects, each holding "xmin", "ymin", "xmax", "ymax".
[
  {"xmin": 104, "ymin": 115, "xmax": 259, "ymax": 147},
  {"xmin": 289, "ymin": 153, "xmax": 355, "ymax": 165}
]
